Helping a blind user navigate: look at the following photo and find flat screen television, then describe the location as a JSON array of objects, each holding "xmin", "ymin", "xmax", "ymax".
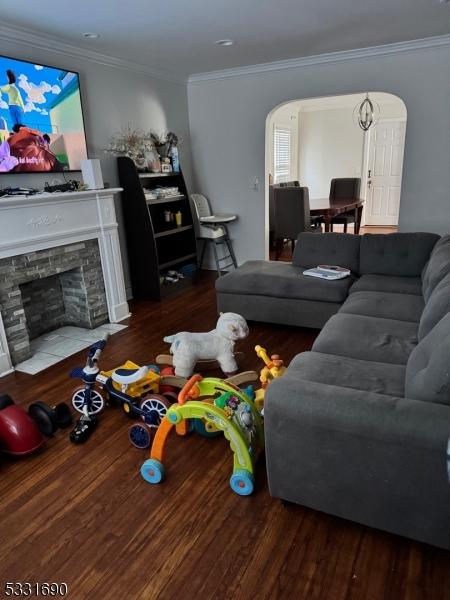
[{"xmin": 0, "ymin": 55, "xmax": 88, "ymax": 174}]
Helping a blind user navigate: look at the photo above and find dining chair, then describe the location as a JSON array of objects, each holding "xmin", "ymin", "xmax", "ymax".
[
  {"xmin": 329, "ymin": 178, "xmax": 361, "ymax": 233},
  {"xmin": 273, "ymin": 186, "xmax": 320, "ymax": 260}
]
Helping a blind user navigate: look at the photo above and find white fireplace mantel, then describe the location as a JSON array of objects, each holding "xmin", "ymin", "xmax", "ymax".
[{"xmin": 0, "ymin": 188, "xmax": 130, "ymax": 376}]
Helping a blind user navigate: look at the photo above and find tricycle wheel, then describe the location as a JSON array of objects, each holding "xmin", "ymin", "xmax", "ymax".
[
  {"xmin": 162, "ymin": 391, "xmax": 178, "ymax": 404},
  {"xmin": 0, "ymin": 394, "xmax": 14, "ymax": 410},
  {"xmin": 230, "ymin": 469, "xmax": 254, "ymax": 496},
  {"xmin": 140, "ymin": 458, "xmax": 164, "ymax": 484},
  {"xmin": 72, "ymin": 388, "xmax": 104, "ymax": 416},
  {"xmin": 140, "ymin": 394, "xmax": 172, "ymax": 428},
  {"xmin": 128, "ymin": 423, "xmax": 152, "ymax": 449}
]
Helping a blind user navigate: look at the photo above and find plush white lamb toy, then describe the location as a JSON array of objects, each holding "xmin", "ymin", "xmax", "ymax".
[{"xmin": 164, "ymin": 312, "xmax": 249, "ymax": 378}]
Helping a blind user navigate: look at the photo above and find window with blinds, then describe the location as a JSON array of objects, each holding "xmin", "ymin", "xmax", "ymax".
[{"xmin": 273, "ymin": 127, "xmax": 291, "ymax": 183}]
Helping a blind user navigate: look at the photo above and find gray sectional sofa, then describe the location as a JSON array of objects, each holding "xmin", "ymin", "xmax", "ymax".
[{"xmin": 216, "ymin": 232, "xmax": 450, "ymax": 549}]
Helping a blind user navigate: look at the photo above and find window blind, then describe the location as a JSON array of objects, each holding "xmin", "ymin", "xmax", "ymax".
[{"xmin": 273, "ymin": 127, "xmax": 291, "ymax": 183}]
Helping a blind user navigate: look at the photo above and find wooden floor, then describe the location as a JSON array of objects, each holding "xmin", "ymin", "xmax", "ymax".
[{"xmin": 0, "ymin": 272, "xmax": 449, "ymax": 600}]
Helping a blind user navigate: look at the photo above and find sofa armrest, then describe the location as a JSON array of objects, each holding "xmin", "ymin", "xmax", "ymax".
[
  {"xmin": 265, "ymin": 377, "xmax": 450, "ymax": 450},
  {"xmin": 264, "ymin": 378, "xmax": 450, "ymax": 548}
]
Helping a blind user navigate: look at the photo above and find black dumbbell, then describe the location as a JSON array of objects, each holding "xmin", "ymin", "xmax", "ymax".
[{"xmin": 28, "ymin": 401, "xmax": 73, "ymax": 436}]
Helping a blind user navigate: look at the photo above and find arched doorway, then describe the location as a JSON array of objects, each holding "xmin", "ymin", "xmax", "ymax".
[{"xmin": 265, "ymin": 92, "xmax": 407, "ymax": 259}]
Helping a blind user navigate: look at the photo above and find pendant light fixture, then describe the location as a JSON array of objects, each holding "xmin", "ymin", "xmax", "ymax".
[{"xmin": 354, "ymin": 93, "xmax": 380, "ymax": 131}]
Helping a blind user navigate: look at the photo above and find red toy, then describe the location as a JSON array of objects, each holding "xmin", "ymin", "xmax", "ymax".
[
  {"xmin": 0, "ymin": 394, "xmax": 72, "ymax": 456},
  {"xmin": 0, "ymin": 396, "xmax": 44, "ymax": 456}
]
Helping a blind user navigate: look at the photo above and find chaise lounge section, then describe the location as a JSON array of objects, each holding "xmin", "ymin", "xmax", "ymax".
[
  {"xmin": 217, "ymin": 232, "xmax": 450, "ymax": 548},
  {"xmin": 216, "ymin": 233, "xmax": 361, "ymax": 328}
]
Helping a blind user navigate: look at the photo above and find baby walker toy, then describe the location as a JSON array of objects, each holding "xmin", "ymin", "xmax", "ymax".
[{"xmin": 140, "ymin": 373, "xmax": 264, "ymax": 495}]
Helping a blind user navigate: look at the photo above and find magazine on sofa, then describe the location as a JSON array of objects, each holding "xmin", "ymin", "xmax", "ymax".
[{"xmin": 303, "ymin": 265, "xmax": 351, "ymax": 280}]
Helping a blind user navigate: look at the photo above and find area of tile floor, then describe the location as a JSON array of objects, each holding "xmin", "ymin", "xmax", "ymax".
[{"xmin": 15, "ymin": 323, "xmax": 128, "ymax": 375}]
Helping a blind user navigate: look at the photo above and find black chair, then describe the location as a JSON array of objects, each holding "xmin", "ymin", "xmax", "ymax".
[
  {"xmin": 273, "ymin": 186, "xmax": 320, "ymax": 260},
  {"xmin": 330, "ymin": 178, "xmax": 361, "ymax": 233},
  {"xmin": 279, "ymin": 180, "xmax": 300, "ymax": 187}
]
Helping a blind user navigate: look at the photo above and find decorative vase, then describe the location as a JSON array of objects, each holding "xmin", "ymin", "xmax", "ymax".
[
  {"xmin": 156, "ymin": 143, "xmax": 169, "ymax": 158},
  {"xmin": 149, "ymin": 159, "xmax": 161, "ymax": 173}
]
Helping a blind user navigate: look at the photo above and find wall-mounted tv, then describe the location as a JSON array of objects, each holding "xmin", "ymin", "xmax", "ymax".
[{"xmin": 0, "ymin": 55, "xmax": 88, "ymax": 174}]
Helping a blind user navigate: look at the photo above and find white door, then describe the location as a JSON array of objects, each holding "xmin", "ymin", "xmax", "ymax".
[{"xmin": 365, "ymin": 120, "xmax": 406, "ymax": 226}]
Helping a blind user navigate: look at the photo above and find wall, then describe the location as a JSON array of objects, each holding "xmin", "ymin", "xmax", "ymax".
[
  {"xmin": 188, "ymin": 44, "xmax": 450, "ymax": 264},
  {"xmin": 297, "ymin": 99, "xmax": 406, "ymax": 199},
  {"xmin": 298, "ymin": 107, "xmax": 364, "ymax": 198},
  {"xmin": 0, "ymin": 39, "xmax": 193, "ymax": 297}
]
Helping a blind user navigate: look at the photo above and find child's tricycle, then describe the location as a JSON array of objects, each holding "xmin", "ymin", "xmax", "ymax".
[{"xmin": 69, "ymin": 338, "xmax": 185, "ymax": 444}]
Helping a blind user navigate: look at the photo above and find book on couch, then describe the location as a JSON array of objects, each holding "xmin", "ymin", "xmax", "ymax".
[{"xmin": 303, "ymin": 265, "xmax": 351, "ymax": 280}]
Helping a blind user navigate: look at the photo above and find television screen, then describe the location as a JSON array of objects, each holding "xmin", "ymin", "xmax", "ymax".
[{"xmin": 0, "ymin": 55, "xmax": 88, "ymax": 173}]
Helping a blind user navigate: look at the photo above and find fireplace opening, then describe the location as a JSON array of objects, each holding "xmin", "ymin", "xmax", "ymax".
[
  {"xmin": 0, "ymin": 240, "xmax": 109, "ymax": 366},
  {"xmin": 20, "ymin": 267, "xmax": 102, "ymax": 343},
  {"xmin": 21, "ymin": 274, "xmax": 66, "ymax": 340}
]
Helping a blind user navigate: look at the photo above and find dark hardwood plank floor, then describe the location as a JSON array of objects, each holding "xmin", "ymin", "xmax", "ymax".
[{"xmin": 0, "ymin": 272, "xmax": 448, "ymax": 600}]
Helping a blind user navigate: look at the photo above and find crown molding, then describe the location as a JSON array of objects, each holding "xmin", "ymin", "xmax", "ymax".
[
  {"xmin": 0, "ymin": 21, "xmax": 187, "ymax": 85},
  {"xmin": 188, "ymin": 34, "xmax": 450, "ymax": 84}
]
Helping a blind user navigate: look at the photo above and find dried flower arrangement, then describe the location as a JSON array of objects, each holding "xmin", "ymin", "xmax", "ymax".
[
  {"xmin": 104, "ymin": 125, "xmax": 182, "ymax": 169},
  {"xmin": 103, "ymin": 123, "xmax": 154, "ymax": 165}
]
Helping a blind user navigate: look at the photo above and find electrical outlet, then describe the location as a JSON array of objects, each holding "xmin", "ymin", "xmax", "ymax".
[{"xmin": 252, "ymin": 176, "xmax": 260, "ymax": 190}]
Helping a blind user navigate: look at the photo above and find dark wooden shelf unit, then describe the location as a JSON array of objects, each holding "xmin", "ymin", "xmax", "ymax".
[{"xmin": 117, "ymin": 156, "xmax": 197, "ymax": 300}]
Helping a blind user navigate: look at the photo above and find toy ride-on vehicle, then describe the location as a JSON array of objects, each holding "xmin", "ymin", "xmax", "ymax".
[
  {"xmin": 70, "ymin": 338, "xmax": 185, "ymax": 445},
  {"xmin": 98, "ymin": 361, "xmax": 187, "ymax": 449}
]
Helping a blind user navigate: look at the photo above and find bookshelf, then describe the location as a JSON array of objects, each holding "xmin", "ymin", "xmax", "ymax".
[{"xmin": 117, "ymin": 156, "xmax": 197, "ymax": 300}]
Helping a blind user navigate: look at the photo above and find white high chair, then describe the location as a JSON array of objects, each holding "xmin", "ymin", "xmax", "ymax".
[{"xmin": 190, "ymin": 194, "xmax": 238, "ymax": 276}]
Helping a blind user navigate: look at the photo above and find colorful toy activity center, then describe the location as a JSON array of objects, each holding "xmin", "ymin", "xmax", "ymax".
[{"xmin": 140, "ymin": 374, "xmax": 265, "ymax": 495}]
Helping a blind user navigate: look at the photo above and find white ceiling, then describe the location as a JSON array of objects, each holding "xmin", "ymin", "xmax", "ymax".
[{"xmin": 1, "ymin": 0, "xmax": 450, "ymax": 77}]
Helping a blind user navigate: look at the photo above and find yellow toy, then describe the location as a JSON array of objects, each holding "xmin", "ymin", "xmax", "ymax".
[
  {"xmin": 254, "ymin": 345, "xmax": 286, "ymax": 411},
  {"xmin": 95, "ymin": 360, "xmax": 185, "ymax": 421},
  {"xmin": 100, "ymin": 360, "xmax": 160, "ymax": 403}
]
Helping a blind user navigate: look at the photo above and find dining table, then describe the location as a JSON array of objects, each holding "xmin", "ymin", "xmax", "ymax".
[{"xmin": 310, "ymin": 197, "xmax": 364, "ymax": 234}]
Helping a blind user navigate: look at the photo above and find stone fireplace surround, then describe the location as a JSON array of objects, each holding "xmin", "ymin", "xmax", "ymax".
[
  {"xmin": 0, "ymin": 239, "xmax": 109, "ymax": 365},
  {"xmin": 0, "ymin": 188, "xmax": 130, "ymax": 376}
]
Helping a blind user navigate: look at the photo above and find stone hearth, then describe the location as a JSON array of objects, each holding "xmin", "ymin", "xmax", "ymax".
[{"xmin": 0, "ymin": 240, "xmax": 108, "ymax": 365}]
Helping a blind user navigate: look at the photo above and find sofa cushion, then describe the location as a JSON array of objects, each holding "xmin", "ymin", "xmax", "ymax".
[
  {"xmin": 312, "ymin": 313, "xmax": 418, "ymax": 365},
  {"xmin": 339, "ymin": 291, "xmax": 424, "ymax": 323},
  {"xmin": 406, "ymin": 313, "xmax": 450, "ymax": 405},
  {"xmin": 292, "ymin": 232, "xmax": 360, "ymax": 273},
  {"xmin": 215, "ymin": 260, "xmax": 354, "ymax": 303},
  {"xmin": 419, "ymin": 272, "xmax": 450, "ymax": 340},
  {"xmin": 288, "ymin": 351, "xmax": 405, "ymax": 396},
  {"xmin": 359, "ymin": 233, "xmax": 439, "ymax": 276},
  {"xmin": 422, "ymin": 235, "xmax": 450, "ymax": 301},
  {"xmin": 349, "ymin": 274, "xmax": 423, "ymax": 296}
]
